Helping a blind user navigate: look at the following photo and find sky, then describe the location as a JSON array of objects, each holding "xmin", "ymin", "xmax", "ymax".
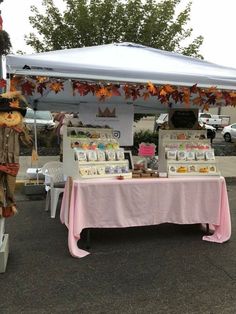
[{"xmin": 1, "ymin": 0, "xmax": 236, "ymax": 69}]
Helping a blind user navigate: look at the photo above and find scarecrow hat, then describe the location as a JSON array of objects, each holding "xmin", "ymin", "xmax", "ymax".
[{"xmin": 0, "ymin": 91, "xmax": 28, "ymax": 117}]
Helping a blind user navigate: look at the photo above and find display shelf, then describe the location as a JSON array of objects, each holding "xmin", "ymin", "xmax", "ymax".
[
  {"xmin": 77, "ymin": 173, "xmax": 132, "ymax": 179},
  {"xmin": 69, "ymin": 137, "xmax": 116, "ymax": 141},
  {"xmin": 77, "ymin": 160, "xmax": 129, "ymax": 165},
  {"xmin": 63, "ymin": 126, "xmax": 132, "ymax": 179},
  {"xmin": 168, "ymin": 172, "xmax": 219, "ymax": 177},
  {"xmin": 158, "ymin": 129, "xmax": 220, "ymax": 177},
  {"xmin": 167, "ymin": 160, "xmax": 215, "ymax": 164}
]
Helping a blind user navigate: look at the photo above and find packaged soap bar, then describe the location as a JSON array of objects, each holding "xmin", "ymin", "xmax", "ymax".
[
  {"xmin": 205, "ymin": 150, "xmax": 215, "ymax": 160},
  {"xmin": 169, "ymin": 165, "xmax": 176, "ymax": 173},
  {"xmin": 196, "ymin": 151, "xmax": 205, "ymax": 160},
  {"xmin": 116, "ymin": 150, "xmax": 125, "ymax": 160},
  {"xmin": 177, "ymin": 150, "xmax": 187, "ymax": 161},
  {"xmin": 106, "ymin": 150, "xmax": 116, "ymax": 161},
  {"xmin": 186, "ymin": 151, "xmax": 195, "ymax": 161},
  {"xmin": 97, "ymin": 150, "xmax": 106, "ymax": 161},
  {"xmin": 166, "ymin": 150, "xmax": 177, "ymax": 160},
  {"xmin": 87, "ymin": 150, "xmax": 97, "ymax": 161},
  {"xmin": 75, "ymin": 149, "xmax": 87, "ymax": 161},
  {"xmin": 188, "ymin": 165, "xmax": 197, "ymax": 172}
]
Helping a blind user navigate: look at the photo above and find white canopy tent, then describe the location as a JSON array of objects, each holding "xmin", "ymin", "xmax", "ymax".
[{"xmin": 5, "ymin": 42, "xmax": 236, "ymax": 112}]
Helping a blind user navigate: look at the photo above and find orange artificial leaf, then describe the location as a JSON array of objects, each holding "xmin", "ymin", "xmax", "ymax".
[
  {"xmin": 147, "ymin": 81, "xmax": 157, "ymax": 95},
  {"xmin": 181, "ymin": 87, "xmax": 190, "ymax": 95},
  {"xmin": 49, "ymin": 81, "xmax": 64, "ymax": 94},
  {"xmin": 36, "ymin": 76, "xmax": 48, "ymax": 83},
  {"xmin": 181, "ymin": 88, "xmax": 190, "ymax": 106},
  {"xmin": 207, "ymin": 86, "xmax": 218, "ymax": 93},
  {"xmin": 159, "ymin": 88, "xmax": 167, "ymax": 97},
  {"xmin": 163, "ymin": 84, "xmax": 175, "ymax": 93},
  {"xmin": 10, "ymin": 76, "xmax": 23, "ymax": 91},
  {"xmin": 122, "ymin": 84, "xmax": 141, "ymax": 100},
  {"xmin": 95, "ymin": 87, "xmax": 112, "ymax": 101},
  {"xmin": 143, "ymin": 92, "xmax": 150, "ymax": 101},
  {"xmin": 9, "ymin": 99, "xmax": 20, "ymax": 108},
  {"xmin": 123, "ymin": 84, "xmax": 132, "ymax": 99},
  {"xmin": 229, "ymin": 92, "xmax": 236, "ymax": 98},
  {"xmin": 215, "ymin": 91, "xmax": 223, "ymax": 99}
]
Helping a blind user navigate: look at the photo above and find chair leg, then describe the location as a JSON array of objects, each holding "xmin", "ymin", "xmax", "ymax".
[
  {"xmin": 50, "ymin": 189, "xmax": 63, "ymax": 218},
  {"xmin": 45, "ymin": 190, "xmax": 50, "ymax": 212}
]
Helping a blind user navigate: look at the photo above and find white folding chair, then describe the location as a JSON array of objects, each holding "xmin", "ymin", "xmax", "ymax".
[{"xmin": 41, "ymin": 161, "xmax": 66, "ymax": 218}]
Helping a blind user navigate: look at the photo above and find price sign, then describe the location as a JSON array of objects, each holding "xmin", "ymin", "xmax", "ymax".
[{"xmin": 138, "ymin": 143, "xmax": 156, "ymax": 157}]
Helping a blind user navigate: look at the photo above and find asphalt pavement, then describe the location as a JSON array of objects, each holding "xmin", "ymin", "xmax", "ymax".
[
  {"xmin": 2, "ymin": 129, "xmax": 236, "ymax": 313},
  {"xmin": 0, "ymin": 170, "xmax": 235, "ymax": 313}
]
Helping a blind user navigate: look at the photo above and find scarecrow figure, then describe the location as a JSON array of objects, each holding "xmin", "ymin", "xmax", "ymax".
[{"xmin": 0, "ymin": 91, "xmax": 32, "ymax": 218}]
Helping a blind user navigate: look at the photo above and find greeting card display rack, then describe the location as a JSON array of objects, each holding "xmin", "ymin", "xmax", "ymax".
[
  {"xmin": 158, "ymin": 129, "xmax": 220, "ymax": 177},
  {"xmin": 63, "ymin": 126, "xmax": 132, "ymax": 179}
]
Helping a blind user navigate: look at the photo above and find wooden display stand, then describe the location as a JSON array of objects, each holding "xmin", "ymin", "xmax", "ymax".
[
  {"xmin": 158, "ymin": 129, "xmax": 220, "ymax": 177},
  {"xmin": 63, "ymin": 126, "xmax": 132, "ymax": 180}
]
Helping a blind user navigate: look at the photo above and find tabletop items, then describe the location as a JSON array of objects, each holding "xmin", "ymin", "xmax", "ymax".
[
  {"xmin": 158, "ymin": 129, "xmax": 220, "ymax": 177},
  {"xmin": 63, "ymin": 126, "xmax": 132, "ymax": 179}
]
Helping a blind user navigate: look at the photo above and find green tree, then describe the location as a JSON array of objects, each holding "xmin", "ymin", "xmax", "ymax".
[
  {"xmin": 26, "ymin": 0, "xmax": 203, "ymax": 58},
  {"xmin": 0, "ymin": 30, "xmax": 11, "ymax": 55}
]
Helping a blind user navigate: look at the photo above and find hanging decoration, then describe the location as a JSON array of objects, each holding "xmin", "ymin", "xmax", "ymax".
[{"xmin": 10, "ymin": 75, "xmax": 236, "ymax": 109}]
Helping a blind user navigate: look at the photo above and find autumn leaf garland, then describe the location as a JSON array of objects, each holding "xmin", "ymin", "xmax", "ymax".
[{"xmin": 8, "ymin": 75, "xmax": 236, "ymax": 108}]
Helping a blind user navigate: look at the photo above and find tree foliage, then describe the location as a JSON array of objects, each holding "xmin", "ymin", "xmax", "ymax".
[
  {"xmin": 26, "ymin": 0, "xmax": 203, "ymax": 58},
  {"xmin": 0, "ymin": 30, "xmax": 11, "ymax": 55}
]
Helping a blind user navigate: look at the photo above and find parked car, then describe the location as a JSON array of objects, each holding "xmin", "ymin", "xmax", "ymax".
[
  {"xmin": 23, "ymin": 109, "xmax": 55, "ymax": 130},
  {"xmin": 198, "ymin": 112, "xmax": 230, "ymax": 129},
  {"xmin": 222, "ymin": 123, "xmax": 236, "ymax": 142}
]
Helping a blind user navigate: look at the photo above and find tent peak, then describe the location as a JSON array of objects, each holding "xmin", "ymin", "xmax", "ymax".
[{"xmin": 114, "ymin": 42, "xmax": 146, "ymax": 49}]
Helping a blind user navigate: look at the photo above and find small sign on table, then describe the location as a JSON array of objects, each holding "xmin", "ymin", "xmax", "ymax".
[{"xmin": 138, "ymin": 143, "xmax": 156, "ymax": 157}]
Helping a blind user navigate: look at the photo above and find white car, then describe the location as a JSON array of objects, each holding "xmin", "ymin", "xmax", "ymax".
[
  {"xmin": 222, "ymin": 123, "xmax": 236, "ymax": 142},
  {"xmin": 23, "ymin": 109, "xmax": 55, "ymax": 130}
]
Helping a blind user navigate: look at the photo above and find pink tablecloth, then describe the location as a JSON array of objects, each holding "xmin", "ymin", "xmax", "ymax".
[{"xmin": 60, "ymin": 176, "xmax": 231, "ymax": 258}]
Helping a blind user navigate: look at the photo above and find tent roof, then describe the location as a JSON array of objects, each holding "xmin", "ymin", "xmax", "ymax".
[{"xmin": 6, "ymin": 42, "xmax": 236, "ymax": 90}]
